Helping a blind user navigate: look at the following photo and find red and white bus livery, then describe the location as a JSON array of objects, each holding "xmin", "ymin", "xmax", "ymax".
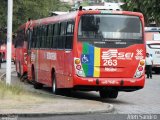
[
  {"xmin": 27, "ymin": 9, "xmax": 145, "ymax": 98},
  {"xmin": 145, "ymin": 27, "xmax": 160, "ymax": 74}
]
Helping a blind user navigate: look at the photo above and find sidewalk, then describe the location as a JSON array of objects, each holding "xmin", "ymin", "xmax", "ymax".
[{"xmin": 0, "ymin": 63, "xmax": 114, "ymax": 115}]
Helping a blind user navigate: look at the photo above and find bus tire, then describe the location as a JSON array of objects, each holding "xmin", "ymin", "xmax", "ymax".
[
  {"xmin": 109, "ymin": 90, "xmax": 118, "ymax": 99},
  {"xmin": 99, "ymin": 89, "xmax": 118, "ymax": 99},
  {"xmin": 52, "ymin": 73, "xmax": 59, "ymax": 94},
  {"xmin": 155, "ymin": 69, "xmax": 160, "ymax": 74},
  {"xmin": 17, "ymin": 73, "xmax": 20, "ymax": 78},
  {"xmin": 99, "ymin": 90, "xmax": 109, "ymax": 98},
  {"xmin": 34, "ymin": 83, "xmax": 43, "ymax": 89}
]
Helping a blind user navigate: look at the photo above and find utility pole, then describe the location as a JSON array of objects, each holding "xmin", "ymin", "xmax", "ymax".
[{"xmin": 6, "ymin": 0, "xmax": 13, "ymax": 85}]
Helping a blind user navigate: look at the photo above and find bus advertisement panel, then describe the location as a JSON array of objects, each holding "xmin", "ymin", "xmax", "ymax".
[
  {"xmin": 27, "ymin": 10, "xmax": 145, "ymax": 99},
  {"xmin": 145, "ymin": 27, "xmax": 160, "ymax": 73}
]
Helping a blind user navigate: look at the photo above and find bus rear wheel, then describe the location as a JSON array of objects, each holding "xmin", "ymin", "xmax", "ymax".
[
  {"xmin": 99, "ymin": 89, "xmax": 118, "ymax": 99},
  {"xmin": 99, "ymin": 90, "xmax": 110, "ymax": 98},
  {"xmin": 109, "ymin": 90, "xmax": 118, "ymax": 98},
  {"xmin": 34, "ymin": 83, "xmax": 43, "ymax": 89},
  {"xmin": 155, "ymin": 69, "xmax": 160, "ymax": 74}
]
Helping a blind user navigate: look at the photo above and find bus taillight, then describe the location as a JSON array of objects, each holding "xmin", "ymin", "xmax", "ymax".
[
  {"xmin": 134, "ymin": 60, "xmax": 145, "ymax": 78},
  {"xmin": 138, "ymin": 66, "xmax": 143, "ymax": 71},
  {"xmin": 140, "ymin": 61, "xmax": 145, "ymax": 66},
  {"xmin": 76, "ymin": 65, "xmax": 81, "ymax": 70},
  {"xmin": 75, "ymin": 59, "xmax": 80, "ymax": 64},
  {"xmin": 74, "ymin": 58, "xmax": 85, "ymax": 77}
]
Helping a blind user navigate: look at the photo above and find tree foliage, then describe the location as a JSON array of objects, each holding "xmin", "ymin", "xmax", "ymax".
[
  {"xmin": 122, "ymin": 0, "xmax": 160, "ymax": 26},
  {"xmin": 0, "ymin": 0, "xmax": 71, "ymax": 31}
]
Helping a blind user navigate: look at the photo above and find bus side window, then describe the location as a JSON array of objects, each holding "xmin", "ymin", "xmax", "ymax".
[
  {"xmin": 48, "ymin": 24, "xmax": 54, "ymax": 49},
  {"xmin": 59, "ymin": 22, "xmax": 67, "ymax": 49},
  {"xmin": 41, "ymin": 25, "xmax": 46, "ymax": 49},
  {"xmin": 37, "ymin": 26, "xmax": 42, "ymax": 48},
  {"xmin": 16, "ymin": 30, "xmax": 24, "ymax": 48},
  {"xmin": 46, "ymin": 25, "xmax": 50, "ymax": 49},
  {"xmin": 65, "ymin": 20, "xmax": 74, "ymax": 49},
  {"xmin": 35, "ymin": 27, "xmax": 39, "ymax": 48},
  {"xmin": 31, "ymin": 27, "xmax": 35, "ymax": 48},
  {"xmin": 35, "ymin": 26, "xmax": 41, "ymax": 48},
  {"xmin": 27, "ymin": 29, "xmax": 32, "ymax": 50},
  {"xmin": 52, "ymin": 23, "xmax": 59, "ymax": 49}
]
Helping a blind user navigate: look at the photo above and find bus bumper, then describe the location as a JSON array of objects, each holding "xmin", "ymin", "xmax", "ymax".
[{"xmin": 73, "ymin": 75, "xmax": 145, "ymax": 92}]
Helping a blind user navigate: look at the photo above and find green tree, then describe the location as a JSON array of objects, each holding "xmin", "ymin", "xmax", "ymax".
[
  {"xmin": 0, "ymin": 0, "xmax": 71, "ymax": 31},
  {"xmin": 122, "ymin": 0, "xmax": 160, "ymax": 26}
]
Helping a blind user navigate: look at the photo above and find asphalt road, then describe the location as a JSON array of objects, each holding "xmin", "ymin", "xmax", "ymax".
[
  {"xmin": 18, "ymin": 73, "xmax": 160, "ymax": 120},
  {"xmin": 1, "ymin": 63, "xmax": 160, "ymax": 120},
  {"xmin": 5, "ymin": 113, "xmax": 160, "ymax": 120}
]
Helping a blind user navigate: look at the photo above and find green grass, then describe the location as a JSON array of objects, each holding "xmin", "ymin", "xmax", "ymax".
[
  {"xmin": 0, "ymin": 81, "xmax": 57, "ymax": 102},
  {"xmin": 0, "ymin": 81, "xmax": 25, "ymax": 99},
  {"xmin": 0, "ymin": 81, "xmax": 58, "ymax": 109}
]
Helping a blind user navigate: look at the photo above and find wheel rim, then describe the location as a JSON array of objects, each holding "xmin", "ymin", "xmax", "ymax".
[{"xmin": 52, "ymin": 77, "xmax": 56, "ymax": 94}]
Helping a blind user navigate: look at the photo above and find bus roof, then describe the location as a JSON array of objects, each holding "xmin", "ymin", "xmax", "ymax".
[
  {"xmin": 82, "ymin": 5, "xmax": 121, "ymax": 11},
  {"xmin": 16, "ymin": 10, "xmax": 143, "ymax": 29},
  {"xmin": 51, "ymin": 11, "xmax": 69, "ymax": 16},
  {"xmin": 146, "ymin": 40, "xmax": 160, "ymax": 44}
]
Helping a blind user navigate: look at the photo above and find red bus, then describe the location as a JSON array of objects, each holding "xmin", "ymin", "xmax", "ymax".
[
  {"xmin": 15, "ymin": 23, "xmax": 28, "ymax": 77},
  {"xmin": 0, "ymin": 44, "xmax": 6, "ymax": 62},
  {"xmin": 145, "ymin": 27, "xmax": 160, "ymax": 74},
  {"xmin": 27, "ymin": 9, "xmax": 145, "ymax": 98},
  {"xmin": 0, "ymin": 43, "xmax": 15, "ymax": 62}
]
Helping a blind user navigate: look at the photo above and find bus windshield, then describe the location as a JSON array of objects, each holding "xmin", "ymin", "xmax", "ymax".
[{"xmin": 78, "ymin": 14, "xmax": 143, "ymax": 48}]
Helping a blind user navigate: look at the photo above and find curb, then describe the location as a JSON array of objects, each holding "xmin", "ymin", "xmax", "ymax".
[
  {"xmin": 0, "ymin": 70, "xmax": 114, "ymax": 117},
  {"xmin": 0, "ymin": 104, "xmax": 114, "ymax": 117}
]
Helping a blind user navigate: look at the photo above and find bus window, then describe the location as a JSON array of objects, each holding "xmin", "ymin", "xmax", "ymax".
[
  {"xmin": 45, "ymin": 25, "xmax": 50, "ymax": 48},
  {"xmin": 52, "ymin": 23, "xmax": 59, "ymax": 49},
  {"xmin": 48, "ymin": 24, "xmax": 54, "ymax": 49},
  {"xmin": 36, "ymin": 26, "xmax": 43, "ymax": 48},
  {"xmin": 78, "ymin": 14, "xmax": 143, "ymax": 48},
  {"xmin": 41, "ymin": 25, "xmax": 47, "ymax": 48},
  {"xmin": 58, "ymin": 22, "xmax": 67, "ymax": 49},
  {"xmin": 65, "ymin": 20, "xmax": 74, "ymax": 49},
  {"xmin": 31, "ymin": 27, "xmax": 36, "ymax": 48}
]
